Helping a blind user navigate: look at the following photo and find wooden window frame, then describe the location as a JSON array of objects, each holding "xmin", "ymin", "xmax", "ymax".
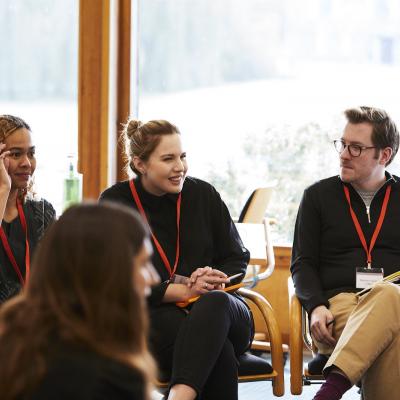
[{"xmin": 78, "ymin": 0, "xmax": 132, "ymax": 199}]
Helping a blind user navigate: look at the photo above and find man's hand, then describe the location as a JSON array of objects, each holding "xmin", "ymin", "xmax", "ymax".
[{"xmin": 310, "ymin": 305, "xmax": 336, "ymax": 347}]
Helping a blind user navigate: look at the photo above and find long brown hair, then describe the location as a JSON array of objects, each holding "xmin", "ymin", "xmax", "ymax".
[{"xmin": 0, "ymin": 202, "xmax": 156, "ymax": 399}]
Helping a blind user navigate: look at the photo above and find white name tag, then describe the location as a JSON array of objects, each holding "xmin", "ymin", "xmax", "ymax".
[{"xmin": 356, "ymin": 267, "xmax": 384, "ymax": 289}]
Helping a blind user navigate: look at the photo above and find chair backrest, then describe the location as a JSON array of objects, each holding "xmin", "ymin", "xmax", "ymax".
[{"xmin": 238, "ymin": 187, "xmax": 273, "ymax": 223}]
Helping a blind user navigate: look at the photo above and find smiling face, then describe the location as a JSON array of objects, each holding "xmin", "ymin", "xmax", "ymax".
[
  {"xmin": 4, "ymin": 128, "xmax": 36, "ymax": 190},
  {"xmin": 339, "ymin": 122, "xmax": 391, "ymax": 191},
  {"xmin": 134, "ymin": 133, "xmax": 188, "ymax": 196}
]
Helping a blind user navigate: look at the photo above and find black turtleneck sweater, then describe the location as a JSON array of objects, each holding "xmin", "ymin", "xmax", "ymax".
[
  {"xmin": 100, "ymin": 176, "xmax": 250, "ymax": 306},
  {"xmin": 291, "ymin": 173, "xmax": 400, "ymax": 313}
]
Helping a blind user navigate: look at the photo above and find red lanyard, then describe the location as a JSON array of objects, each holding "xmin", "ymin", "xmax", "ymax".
[
  {"xmin": 0, "ymin": 198, "xmax": 30, "ymax": 285},
  {"xmin": 129, "ymin": 179, "xmax": 181, "ymax": 278},
  {"xmin": 343, "ymin": 184, "xmax": 391, "ymax": 268}
]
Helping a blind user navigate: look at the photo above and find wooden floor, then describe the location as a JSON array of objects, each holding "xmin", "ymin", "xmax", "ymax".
[
  {"xmin": 238, "ymin": 353, "xmax": 361, "ymax": 400},
  {"xmin": 238, "ymin": 378, "xmax": 361, "ymax": 399},
  {"xmin": 153, "ymin": 353, "xmax": 361, "ymax": 399}
]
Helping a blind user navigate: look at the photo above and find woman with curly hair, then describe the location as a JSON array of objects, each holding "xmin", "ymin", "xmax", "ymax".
[{"xmin": 0, "ymin": 114, "xmax": 55, "ymax": 302}]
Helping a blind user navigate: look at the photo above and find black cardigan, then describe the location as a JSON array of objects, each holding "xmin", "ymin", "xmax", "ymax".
[
  {"xmin": 100, "ymin": 177, "xmax": 250, "ymax": 306},
  {"xmin": 291, "ymin": 173, "xmax": 400, "ymax": 313},
  {"xmin": 0, "ymin": 198, "xmax": 55, "ymax": 302}
]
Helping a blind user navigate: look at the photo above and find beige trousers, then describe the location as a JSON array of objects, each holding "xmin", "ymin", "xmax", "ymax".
[{"xmin": 313, "ymin": 282, "xmax": 400, "ymax": 400}]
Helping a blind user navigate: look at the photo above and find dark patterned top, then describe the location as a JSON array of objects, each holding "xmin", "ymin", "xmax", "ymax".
[{"xmin": 0, "ymin": 198, "xmax": 55, "ymax": 302}]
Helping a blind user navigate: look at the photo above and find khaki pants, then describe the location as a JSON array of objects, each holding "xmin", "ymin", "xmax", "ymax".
[{"xmin": 313, "ymin": 282, "xmax": 400, "ymax": 400}]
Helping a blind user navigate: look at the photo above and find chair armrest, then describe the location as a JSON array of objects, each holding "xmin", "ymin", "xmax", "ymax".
[
  {"xmin": 238, "ymin": 219, "xmax": 275, "ymax": 287},
  {"xmin": 238, "ymin": 287, "xmax": 284, "ymax": 396},
  {"xmin": 254, "ymin": 218, "xmax": 275, "ymax": 281}
]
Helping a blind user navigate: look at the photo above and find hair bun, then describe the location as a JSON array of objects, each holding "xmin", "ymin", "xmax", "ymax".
[{"xmin": 126, "ymin": 119, "xmax": 143, "ymax": 139}]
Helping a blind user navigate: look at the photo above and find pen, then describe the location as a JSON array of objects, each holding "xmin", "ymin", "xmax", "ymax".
[{"xmin": 227, "ymin": 272, "xmax": 244, "ymax": 281}]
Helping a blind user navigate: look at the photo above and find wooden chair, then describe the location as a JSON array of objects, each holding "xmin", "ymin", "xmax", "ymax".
[
  {"xmin": 236, "ymin": 219, "xmax": 285, "ymax": 396},
  {"xmin": 157, "ymin": 220, "xmax": 285, "ymax": 397},
  {"xmin": 238, "ymin": 187, "xmax": 273, "ymax": 224},
  {"xmin": 238, "ymin": 187, "xmax": 289, "ymax": 358},
  {"xmin": 288, "ymin": 278, "xmax": 325, "ymax": 395}
]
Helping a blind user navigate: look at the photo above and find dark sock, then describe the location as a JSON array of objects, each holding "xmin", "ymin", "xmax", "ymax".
[
  {"xmin": 313, "ymin": 372, "xmax": 352, "ymax": 400},
  {"xmin": 308, "ymin": 353, "xmax": 329, "ymax": 375}
]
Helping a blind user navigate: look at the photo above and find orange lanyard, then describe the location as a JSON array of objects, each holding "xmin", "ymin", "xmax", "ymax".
[
  {"xmin": 0, "ymin": 198, "xmax": 30, "ymax": 285},
  {"xmin": 343, "ymin": 184, "xmax": 391, "ymax": 268},
  {"xmin": 129, "ymin": 179, "xmax": 181, "ymax": 278}
]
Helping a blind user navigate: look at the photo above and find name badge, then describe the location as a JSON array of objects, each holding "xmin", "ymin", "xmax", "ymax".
[{"xmin": 356, "ymin": 267, "xmax": 384, "ymax": 289}]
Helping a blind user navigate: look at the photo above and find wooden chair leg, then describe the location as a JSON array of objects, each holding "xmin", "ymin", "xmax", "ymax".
[
  {"xmin": 239, "ymin": 288, "xmax": 285, "ymax": 396},
  {"xmin": 289, "ymin": 292, "xmax": 303, "ymax": 395}
]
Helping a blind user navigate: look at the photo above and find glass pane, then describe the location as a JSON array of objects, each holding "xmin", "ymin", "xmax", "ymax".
[
  {"xmin": 0, "ymin": 0, "xmax": 78, "ymax": 214},
  {"xmin": 137, "ymin": 0, "xmax": 400, "ymax": 244}
]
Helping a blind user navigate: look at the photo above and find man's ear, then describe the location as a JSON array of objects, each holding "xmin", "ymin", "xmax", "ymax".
[
  {"xmin": 133, "ymin": 156, "xmax": 146, "ymax": 175},
  {"xmin": 380, "ymin": 147, "xmax": 393, "ymax": 166}
]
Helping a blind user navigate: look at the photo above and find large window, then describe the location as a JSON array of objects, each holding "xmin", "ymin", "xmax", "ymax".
[
  {"xmin": 0, "ymin": 0, "xmax": 78, "ymax": 214},
  {"xmin": 137, "ymin": 0, "xmax": 400, "ymax": 243}
]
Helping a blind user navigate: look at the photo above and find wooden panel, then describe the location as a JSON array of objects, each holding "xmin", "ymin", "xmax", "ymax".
[
  {"xmin": 78, "ymin": 0, "xmax": 111, "ymax": 199},
  {"xmin": 250, "ymin": 245, "xmax": 292, "ymax": 344},
  {"xmin": 116, "ymin": 0, "xmax": 131, "ymax": 181}
]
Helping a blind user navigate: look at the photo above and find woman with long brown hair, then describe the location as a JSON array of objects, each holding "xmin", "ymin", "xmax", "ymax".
[
  {"xmin": 0, "ymin": 202, "xmax": 157, "ymax": 400},
  {"xmin": 0, "ymin": 114, "xmax": 55, "ymax": 302}
]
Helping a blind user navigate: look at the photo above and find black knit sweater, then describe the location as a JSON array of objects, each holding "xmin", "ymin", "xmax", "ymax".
[
  {"xmin": 100, "ymin": 176, "xmax": 249, "ymax": 306},
  {"xmin": 291, "ymin": 173, "xmax": 400, "ymax": 313}
]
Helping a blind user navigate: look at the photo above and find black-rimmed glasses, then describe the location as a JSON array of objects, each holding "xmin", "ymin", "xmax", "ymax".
[{"xmin": 333, "ymin": 140, "xmax": 376, "ymax": 157}]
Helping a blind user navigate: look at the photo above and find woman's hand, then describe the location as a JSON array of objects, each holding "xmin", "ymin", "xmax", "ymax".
[
  {"xmin": 188, "ymin": 267, "xmax": 229, "ymax": 294},
  {"xmin": 0, "ymin": 143, "xmax": 11, "ymax": 193}
]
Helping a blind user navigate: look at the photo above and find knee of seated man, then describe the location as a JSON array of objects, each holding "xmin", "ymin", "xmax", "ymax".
[{"xmin": 368, "ymin": 282, "xmax": 400, "ymax": 303}]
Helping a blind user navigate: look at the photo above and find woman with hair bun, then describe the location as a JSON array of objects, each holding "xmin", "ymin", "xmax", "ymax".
[
  {"xmin": 100, "ymin": 118, "xmax": 256, "ymax": 400},
  {"xmin": 0, "ymin": 115, "xmax": 55, "ymax": 303},
  {"xmin": 0, "ymin": 202, "xmax": 158, "ymax": 400}
]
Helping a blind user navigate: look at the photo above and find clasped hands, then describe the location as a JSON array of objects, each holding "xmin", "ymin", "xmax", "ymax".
[{"xmin": 187, "ymin": 266, "xmax": 229, "ymax": 296}]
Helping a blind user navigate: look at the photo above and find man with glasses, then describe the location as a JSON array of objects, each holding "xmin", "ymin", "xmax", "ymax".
[{"xmin": 291, "ymin": 106, "xmax": 400, "ymax": 400}]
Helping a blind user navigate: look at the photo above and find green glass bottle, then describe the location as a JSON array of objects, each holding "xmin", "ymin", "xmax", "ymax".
[{"xmin": 63, "ymin": 156, "xmax": 82, "ymax": 211}]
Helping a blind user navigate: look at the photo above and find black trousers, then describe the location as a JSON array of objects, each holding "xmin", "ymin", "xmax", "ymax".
[{"xmin": 149, "ymin": 290, "xmax": 254, "ymax": 400}]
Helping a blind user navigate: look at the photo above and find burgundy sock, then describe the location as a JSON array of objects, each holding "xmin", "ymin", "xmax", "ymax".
[{"xmin": 313, "ymin": 372, "xmax": 352, "ymax": 400}]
